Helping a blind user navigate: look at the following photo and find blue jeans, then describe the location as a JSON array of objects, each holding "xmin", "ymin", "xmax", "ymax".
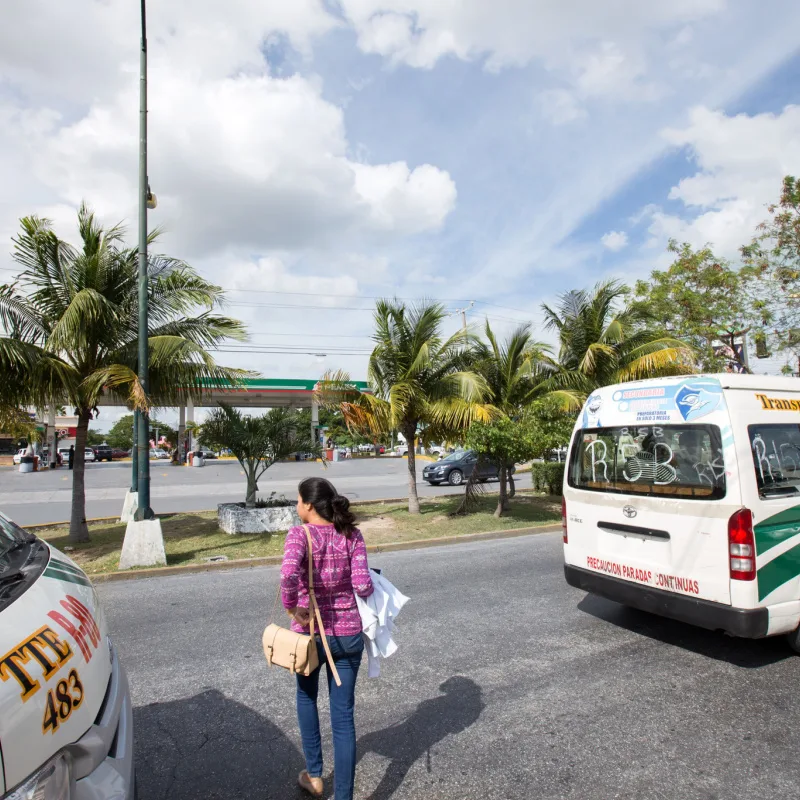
[{"xmin": 296, "ymin": 633, "xmax": 364, "ymax": 800}]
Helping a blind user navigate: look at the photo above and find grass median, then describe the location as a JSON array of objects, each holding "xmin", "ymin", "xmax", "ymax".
[{"xmin": 33, "ymin": 492, "xmax": 561, "ymax": 576}]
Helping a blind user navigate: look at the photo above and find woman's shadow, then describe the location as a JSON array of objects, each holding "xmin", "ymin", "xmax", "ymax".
[{"xmin": 354, "ymin": 676, "xmax": 484, "ymax": 800}]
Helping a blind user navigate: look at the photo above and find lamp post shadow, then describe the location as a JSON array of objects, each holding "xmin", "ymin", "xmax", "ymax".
[{"xmin": 354, "ymin": 676, "xmax": 485, "ymax": 800}]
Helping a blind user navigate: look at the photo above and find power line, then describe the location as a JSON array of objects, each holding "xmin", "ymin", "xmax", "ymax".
[
  {"xmin": 247, "ymin": 331, "xmax": 371, "ymax": 339},
  {"xmin": 0, "ymin": 266, "xmax": 535, "ymax": 318},
  {"xmin": 225, "ymin": 287, "xmax": 533, "ymax": 316},
  {"xmin": 228, "ymin": 300, "xmax": 533, "ymax": 327},
  {"xmin": 217, "ymin": 343, "xmax": 372, "ymax": 352},
  {"xmin": 212, "ymin": 348, "xmax": 371, "ymax": 356}
]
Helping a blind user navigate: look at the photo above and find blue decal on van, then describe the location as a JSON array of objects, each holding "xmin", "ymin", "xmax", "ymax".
[
  {"xmin": 582, "ymin": 394, "xmax": 603, "ymax": 428},
  {"xmin": 675, "ymin": 384, "xmax": 721, "ymax": 421}
]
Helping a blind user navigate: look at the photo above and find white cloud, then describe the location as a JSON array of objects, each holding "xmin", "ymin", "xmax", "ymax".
[
  {"xmin": 538, "ymin": 89, "xmax": 587, "ymax": 126},
  {"xmin": 4, "ymin": 72, "xmax": 456, "ymax": 260},
  {"xmin": 601, "ymin": 231, "xmax": 629, "ymax": 251},
  {"xmin": 0, "ymin": 0, "xmax": 337, "ymax": 105},
  {"xmin": 647, "ymin": 105, "xmax": 800, "ymax": 257},
  {"xmin": 0, "ymin": 0, "xmax": 459, "ymax": 383},
  {"xmin": 338, "ymin": 0, "xmax": 725, "ymax": 72}
]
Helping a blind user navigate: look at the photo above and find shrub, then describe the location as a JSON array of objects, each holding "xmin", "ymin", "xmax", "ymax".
[
  {"xmin": 255, "ymin": 492, "xmax": 292, "ymax": 509},
  {"xmin": 530, "ymin": 462, "xmax": 565, "ymax": 496}
]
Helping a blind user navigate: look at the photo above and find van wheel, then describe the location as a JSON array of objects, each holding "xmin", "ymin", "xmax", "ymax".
[
  {"xmin": 787, "ymin": 626, "xmax": 800, "ymax": 653},
  {"xmin": 448, "ymin": 470, "xmax": 464, "ymax": 486}
]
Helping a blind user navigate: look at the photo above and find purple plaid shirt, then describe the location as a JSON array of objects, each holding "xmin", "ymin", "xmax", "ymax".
[{"xmin": 280, "ymin": 523, "xmax": 373, "ymax": 636}]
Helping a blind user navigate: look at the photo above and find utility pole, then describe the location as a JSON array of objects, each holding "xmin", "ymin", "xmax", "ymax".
[
  {"xmin": 136, "ymin": 0, "xmax": 153, "ymax": 520},
  {"xmin": 453, "ymin": 301, "xmax": 474, "ymax": 331}
]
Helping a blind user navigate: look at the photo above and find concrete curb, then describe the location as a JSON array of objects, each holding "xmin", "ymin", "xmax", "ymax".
[
  {"xmin": 21, "ymin": 492, "xmax": 471, "ymax": 531},
  {"xmin": 89, "ymin": 523, "xmax": 561, "ymax": 583}
]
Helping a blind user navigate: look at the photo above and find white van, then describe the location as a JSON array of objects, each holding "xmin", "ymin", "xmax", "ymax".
[
  {"xmin": 563, "ymin": 374, "xmax": 800, "ymax": 650},
  {"xmin": 0, "ymin": 512, "xmax": 135, "ymax": 798}
]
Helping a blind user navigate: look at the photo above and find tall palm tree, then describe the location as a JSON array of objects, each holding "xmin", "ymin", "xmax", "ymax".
[
  {"xmin": 320, "ymin": 300, "xmax": 494, "ymax": 514},
  {"xmin": 541, "ymin": 280, "xmax": 694, "ymax": 393},
  {"xmin": 0, "ymin": 204, "xmax": 249, "ymax": 542},
  {"xmin": 472, "ymin": 321, "xmax": 562, "ymax": 504}
]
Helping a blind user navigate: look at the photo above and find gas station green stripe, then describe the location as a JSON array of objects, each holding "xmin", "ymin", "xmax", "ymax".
[{"xmin": 757, "ymin": 541, "xmax": 800, "ymax": 601}]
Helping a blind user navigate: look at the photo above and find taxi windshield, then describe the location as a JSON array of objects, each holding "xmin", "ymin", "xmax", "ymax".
[{"xmin": 0, "ymin": 512, "xmax": 33, "ymax": 558}]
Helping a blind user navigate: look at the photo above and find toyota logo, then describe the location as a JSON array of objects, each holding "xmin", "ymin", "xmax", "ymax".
[{"xmin": 622, "ymin": 506, "xmax": 637, "ymax": 519}]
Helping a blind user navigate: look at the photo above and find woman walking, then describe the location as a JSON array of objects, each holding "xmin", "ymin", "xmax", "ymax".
[{"xmin": 281, "ymin": 477, "xmax": 374, "ymax": 799}]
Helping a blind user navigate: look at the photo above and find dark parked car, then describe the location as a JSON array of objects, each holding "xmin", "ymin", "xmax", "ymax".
[
  {"xmin": 92, "ymin": 444, "xmax": 113, "ymax": 462},
  {"xmin": 111, "ymin": 448, "xmax": 130, "ymax": 459},
  {"xmin": 422, "ymin": 449, "xmax": 514, "ymax": 486}
]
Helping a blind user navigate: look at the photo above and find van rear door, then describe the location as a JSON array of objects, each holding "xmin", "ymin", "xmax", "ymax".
[{"xmin": 565, "ymin": 421, "xmax": 739, "ymax": 605}]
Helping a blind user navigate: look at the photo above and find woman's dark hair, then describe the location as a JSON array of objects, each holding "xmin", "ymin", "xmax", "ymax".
[{"xmin": 298, "ymin": 477, "xmax": 356, "ymax": 537}]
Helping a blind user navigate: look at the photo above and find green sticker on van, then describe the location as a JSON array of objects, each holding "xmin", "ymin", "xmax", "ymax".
[{"xmin": 755, "ymin": 506, "xmax": 800, "ymax": 601}]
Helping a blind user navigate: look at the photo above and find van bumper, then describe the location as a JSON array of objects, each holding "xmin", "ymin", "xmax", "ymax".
[{"xmin": 565, "ymin": 565, "xmax": 769, "ymax": 639}]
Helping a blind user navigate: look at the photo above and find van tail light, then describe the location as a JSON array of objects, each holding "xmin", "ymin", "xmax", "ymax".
[
  {"xmin": 728, "ymin": 508, "xmax": 756, "ymax": 581},
  {"xmin": 562, "ymin": 497, "xmax": 568, "ymax": 544}
]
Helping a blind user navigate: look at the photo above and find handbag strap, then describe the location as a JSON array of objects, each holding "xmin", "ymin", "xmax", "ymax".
[
  {"xmin": 303, "ymin": 525, "xmax": 341, "ymax": 687},
  {"xmin": 304, "ymin": 524, "xmax": 315, "ymax": 640}
]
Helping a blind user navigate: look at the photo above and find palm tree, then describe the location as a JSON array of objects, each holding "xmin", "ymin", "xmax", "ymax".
[
  {"xmin": 0, "ymin": 204, "xmax": 248, "ymax": 542},
  {"xmin": 541, "ymin": 280, "xmax": 694, "ymax": 393},
  {"xmin": 320, "ymin": 300, "xmax": 494, "ymax": 514},
  {"xmin": 472, "ymin": 320, "xmax": 582, "ymax": 507}
]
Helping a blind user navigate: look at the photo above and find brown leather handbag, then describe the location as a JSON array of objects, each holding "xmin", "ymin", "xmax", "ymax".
[{"xmin": 263, "ymin": 525, "xmax": 341, "ymax": 686}]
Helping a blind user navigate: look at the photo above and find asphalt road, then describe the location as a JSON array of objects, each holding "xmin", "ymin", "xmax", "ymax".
[
  {"xmin": 0, "ymin": 458, "xmax": 527, "ymax": 525},
  {"xmin": 98, "ymin": 532, "xmax": 800, "ymax": 800}
]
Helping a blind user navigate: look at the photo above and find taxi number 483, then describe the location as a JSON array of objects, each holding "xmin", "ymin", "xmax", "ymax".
[{"xmin": 42, "ymin": 668, "xmax": 84, "ymax": 734}]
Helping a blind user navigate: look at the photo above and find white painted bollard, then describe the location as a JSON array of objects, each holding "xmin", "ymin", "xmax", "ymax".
[
  {"xmin": 120, "ymin": 491, "xmax": 138, "ymax": 523},
  {"xmin": 119, "ymin": 519, "xmax": 166, "ymax": 569},
  {"xmin": 192, "ymin": 454, "xmax": 205, "ymax": 467}
]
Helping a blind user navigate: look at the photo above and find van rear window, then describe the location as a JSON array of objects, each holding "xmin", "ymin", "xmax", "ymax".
[
  {"xmin": 748, "ymin": 424, "xmax": 800, "ymax": 499},
  {"xmin": 568, "ymin": 424, "xmax": 726, "ymax": 500}
]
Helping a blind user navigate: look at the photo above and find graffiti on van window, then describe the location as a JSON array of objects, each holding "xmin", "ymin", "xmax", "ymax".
[
  {"xmin": 695, "ymin": 452, "xmax": 725, "ymax": 486},
  {"xmin": 586, "ymin": 439, "xmax": 609, "ymax": 482},
  {"xmin": 582, "ymin": 427, "xmax": 723, "ymax": 488},
  {"xmin": 622, "ymin": 443, "xmax": 677, "ymax": 485},
  {"xmin": 752, "ymin": 435, "xmax": 800, "ymax": 481}
]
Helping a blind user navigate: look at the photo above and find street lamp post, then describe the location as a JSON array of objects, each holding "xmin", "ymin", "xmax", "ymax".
[
  {"xmin": 135, "ymin": 0, "xmax": 153, "ymax": 520},
  {"xmin": 118, "ymin": 0, "xmax": 164, "ymax": 567},
  {"xmin": 131, "ymin": 409, "xmax": 138, "ymax": 493}
]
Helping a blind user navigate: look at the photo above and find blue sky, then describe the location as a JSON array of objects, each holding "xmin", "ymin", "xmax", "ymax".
[{"xmin": 1, "ymin": 0, "xmax": 800, "ymax": 429}]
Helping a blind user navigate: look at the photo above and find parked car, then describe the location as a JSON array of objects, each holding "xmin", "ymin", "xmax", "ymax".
[
  {"xmin": 12, "ymin": 448, "xmax": 26, "ymax": 465},
  {"xmin": 422, "ymin": 449, "xmax": 514, "ymax": 486},
  {"xmin": 394, "ymin": 444, "xmax": 409, "ymax": 456},
  {"xmin": 544, "ymin": 446, "xmax": 568, "ymax": 462},
  {"xmin": 84, "ymin": 448, "xmax": 96, "ymax": 462},
  {"xmin": 150, "ymin": 448, "xmax": 169, "ymax": 460},
  {"xmin": 199, "ymin": 450, "xmax": 217, "ymax": 460},
  {"xmin": 92, "ymin": 444, "xmax": 113, "ymax": 462},
  {"xmin": 111, "ymin": 448, "xmax": 130, "ymax": 459}
]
